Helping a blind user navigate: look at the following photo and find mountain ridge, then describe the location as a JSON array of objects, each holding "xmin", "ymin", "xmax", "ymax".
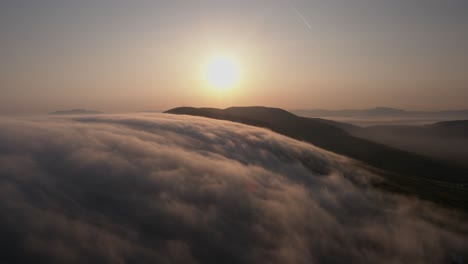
[
  {"xmin": 293, "ymin": 107, "xmax": 468, "ymax": 118},
  {"xmin": 165, "ymin": 106, "xmax": 467, "ymax": 182}
]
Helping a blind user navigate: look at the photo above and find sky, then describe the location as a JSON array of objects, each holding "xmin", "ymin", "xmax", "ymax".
[{"xmin": 1, "ymin": 0, "xmax": 467, "ymax": 114}]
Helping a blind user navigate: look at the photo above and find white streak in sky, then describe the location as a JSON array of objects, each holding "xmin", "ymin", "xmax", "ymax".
[{"xmin": 292, "ymin": 5, "xmax": 312, "ymax": 30}]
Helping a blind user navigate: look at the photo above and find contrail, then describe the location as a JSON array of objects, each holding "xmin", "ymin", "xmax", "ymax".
[{"xmin": 291, "ymin": 5, "xmax": 312, "ymax": 30}]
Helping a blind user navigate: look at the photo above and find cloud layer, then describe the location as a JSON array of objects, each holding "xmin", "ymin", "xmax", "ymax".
[{"xmin": 0, "ymin": 114, "xmax": 467, "ymax": 263}]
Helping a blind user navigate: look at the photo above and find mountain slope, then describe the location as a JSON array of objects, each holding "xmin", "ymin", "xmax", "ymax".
[
  {"xmin": 293, "ymin": 107, "xmax": 468, "ymax": 118},
  {"xmin": 351, "ymin": 120, "xmax": 468, "ymax": 166},
  {"xmin": 166, "ymin": 106, "xmax": 467, "ymax": 183}
]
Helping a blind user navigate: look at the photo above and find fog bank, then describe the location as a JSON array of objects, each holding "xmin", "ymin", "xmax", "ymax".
[{"xmin": 0, "ymin": 114, "xmax": 466, "ymax": 263}]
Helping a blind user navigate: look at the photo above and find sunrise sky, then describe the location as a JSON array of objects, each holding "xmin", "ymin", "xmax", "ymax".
[{"xmin": 1, "ymin": 0, "xmax": 467, "ymax": 114}]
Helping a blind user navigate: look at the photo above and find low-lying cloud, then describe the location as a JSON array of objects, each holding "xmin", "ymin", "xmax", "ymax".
[{"xmin": 0, "ymin": 114, "xmax": 466, "ymax": 263}]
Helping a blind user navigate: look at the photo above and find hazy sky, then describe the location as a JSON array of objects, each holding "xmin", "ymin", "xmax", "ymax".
[{"xmin": 1, "ymin": 0, "xmax": 467, "ymax": 114}]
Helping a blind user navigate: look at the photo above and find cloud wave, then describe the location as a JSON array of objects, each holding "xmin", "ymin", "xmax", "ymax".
[{"xmin": 0, "ymin": 114, "xmax": 467, "ymax": 263}]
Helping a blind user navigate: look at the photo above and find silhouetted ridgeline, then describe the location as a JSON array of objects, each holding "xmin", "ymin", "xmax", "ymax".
[
  {"xmin": 293, "ymin": 107, "xmax": 468, "ymax": 118},
  {"xmin": 166, "ymin": 106, "xmax": 468, "ymax": 209},
  {"xmin": 350, "ymin": 120, "xmax": 468, "ymax": 167},
  {"xmin": 166, "ymin": 107, "xmax": 465, "ymax": 181}
]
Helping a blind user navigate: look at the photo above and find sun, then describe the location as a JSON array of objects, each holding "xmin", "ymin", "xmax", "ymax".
[{"xmin": 205, "ymin": 55, "xmax": 239, "ymax": 90}]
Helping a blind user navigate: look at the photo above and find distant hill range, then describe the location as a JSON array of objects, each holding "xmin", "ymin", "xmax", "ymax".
[
  {"xmin": 293, "ymin": 107, "xmax": 468, "ymax": 118},
  {"xmin": 49, "ymin": 109, "xmax": 102, "ymax": 115},
  {"xmin": 349, "ymin": 120, "xmax": 468, "ymax": 167},
  {"xmin": 166, "ymin": 106, "xmax": 468, "ymax": 210}
]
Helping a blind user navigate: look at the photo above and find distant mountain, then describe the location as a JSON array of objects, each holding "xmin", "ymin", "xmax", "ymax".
[
  {"xmin": 136, "ymin": 110, "xmax": 164, "ymax": 113},
  {"xmin": 351, "ymin": 120, "xmax": 468, "ymax": 166},
  {"xmin": 353, "ymin": 120, "xmax": 468, "ymax": 138},
  {"xmin": 293, "ymin": 107, "xmax": 468, "ymax": 118},
  {"xmin": 166, "ymin": 106, "xmax": 467, "ymax": 183},
  {"xmin": 429, "ymin": 120, "xmax": 468, "ymax": 137},
  {"xmin": 49, "ymin": 109, "xmax": 102, "ymax": 115}
]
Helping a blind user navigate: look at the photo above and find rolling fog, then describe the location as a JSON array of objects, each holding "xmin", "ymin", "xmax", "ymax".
[{"xmin": 0, "ymin": 114, "xmax": 467, "ymax": 263}]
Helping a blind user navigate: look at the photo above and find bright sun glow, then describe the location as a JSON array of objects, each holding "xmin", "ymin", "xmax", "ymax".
[{"xmin": 205, "ymin": 55, "xmax": 239, "ymax": 89}]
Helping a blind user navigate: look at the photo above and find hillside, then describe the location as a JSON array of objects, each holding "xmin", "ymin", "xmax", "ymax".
[
  {"xmin": 166, "ymin": 106, "xmax": 467, "ymax": 183},
  {"xmin": 293, "ymin": 107, "xmax": 468, "ymax": 118},
  {"xmin": 351, "ymin": 120, "xmax": 468, "ymax": 166}
]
